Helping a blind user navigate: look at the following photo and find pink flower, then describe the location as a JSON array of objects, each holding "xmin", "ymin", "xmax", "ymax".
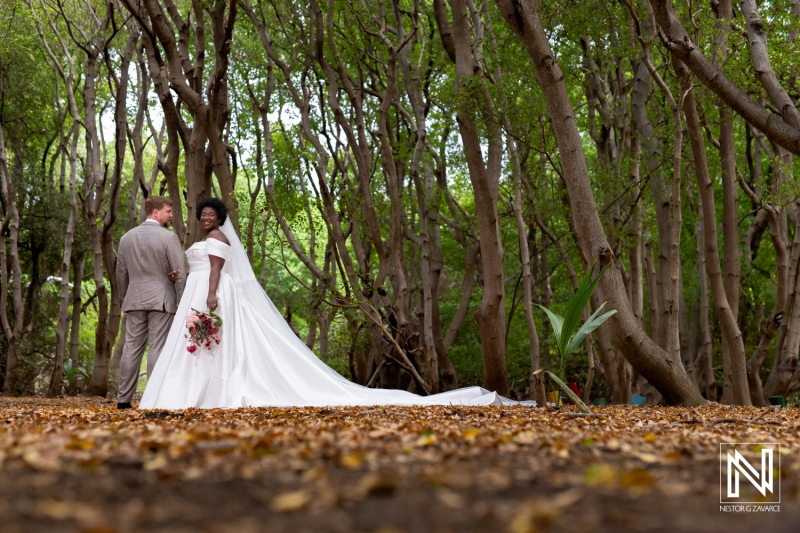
[{"xmin": 186, "ymin": 308, "xmax": 222, "ymax": 357}]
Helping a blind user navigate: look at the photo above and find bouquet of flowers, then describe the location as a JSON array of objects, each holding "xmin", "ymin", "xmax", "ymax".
[{"xmin": 185, "ymin": 308, "xmax": 222, "ymax": 354}]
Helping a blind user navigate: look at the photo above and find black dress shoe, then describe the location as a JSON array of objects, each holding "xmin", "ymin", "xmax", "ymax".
[{"xmin": 117, "ymin": 402, "xmax": 132, "ymax": 410}]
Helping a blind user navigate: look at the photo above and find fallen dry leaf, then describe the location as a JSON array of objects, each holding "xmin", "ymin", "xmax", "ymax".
[{"xmin": 0, "ymin": 398, "xmax": 797, "ymax": 533}]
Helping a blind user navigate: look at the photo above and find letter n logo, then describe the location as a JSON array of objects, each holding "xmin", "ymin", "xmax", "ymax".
[{"xmin": 720, "ymin": 443, "xmax": 780, "ymax": 504}]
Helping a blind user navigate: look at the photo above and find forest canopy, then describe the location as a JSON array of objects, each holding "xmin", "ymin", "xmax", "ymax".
[{"xmin": 1, "ymin": 0, "xmax": 800, "ymax": 407}]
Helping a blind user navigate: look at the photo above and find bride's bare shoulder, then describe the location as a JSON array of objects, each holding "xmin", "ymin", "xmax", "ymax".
[{"xmin": 207, "ymin": 229, "xmax": 230, "ymax": 245}]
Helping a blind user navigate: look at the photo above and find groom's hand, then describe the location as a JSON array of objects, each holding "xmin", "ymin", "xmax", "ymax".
[{"xmin": 168, "ymin": 269, "xmax": 181, "ymax": 282}]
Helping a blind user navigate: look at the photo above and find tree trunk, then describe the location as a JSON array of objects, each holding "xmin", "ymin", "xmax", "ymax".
[
  {"xmin": 31, "ymin": 8, "xmax": 86, "ymax": 396},
  {"xmin": 439, "ymin": 0, "xmax": 509, "ymax": 396},
  {"xmin": 643, "ymin": 241, "xmax": 660, "ymax": 341},
  {"xmin": 494, "ymin": 0, "xmax": 704, "ymax": 405},
  {"xmin": 765, "ymin": 208, "xmax": 800, "ymax": 397},
  {"xmin": 444, "ymin": 245, "xmax": 480, "ymax": 349},
  {"xmin": 68, "ymin": 253, "xmax": 84, "ymax": 394},
  {"xmin": 649, "ymin": 0, "xmax": 800, "ymax": 156},
  {"xmin": 534, "ymin": 227, "xmax": 553, "ymax": 371},
  {"xmin": 628, "ymin": 134, "xmax": 644, "ymax": 327},
  {"xmin": 47, "ymin": 128, "xmax": 79, "ymax": 397},
  {"xmin": 631, "ymin": 61, "xmax": 670, "ymax": 350},
  {"xmin": 676, "ymin": 56, "xmax": 751, "ymax": 404},
  {"xmin": 86, "ymin": 28, "xmax": 133, "ymax": 397},
  {"xmin": 509, "ymin": 134, "xmax": 540, "ymax": 385},
  {"xmin": 0, "ymin": 121, "xmax": 25, "ymax": 395},
  {"xmin": 695, "ymin": 220, "xmax": 716, "ymax": 400},
  {"xmin": 124, "ymin": 0, "xmax": 239, "ymax": 245}
]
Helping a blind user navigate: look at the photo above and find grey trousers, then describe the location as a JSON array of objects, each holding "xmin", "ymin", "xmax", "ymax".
[{"xmin": 118, "ymin": 310, "xmax": 175, "ymax": 403}]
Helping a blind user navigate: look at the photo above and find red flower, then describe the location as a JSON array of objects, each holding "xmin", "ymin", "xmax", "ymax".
[{"xmin": 186, "ymin": 308, "xmax": 222, "ymax": 356}]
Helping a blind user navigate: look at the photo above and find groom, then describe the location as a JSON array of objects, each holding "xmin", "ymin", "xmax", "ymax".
[{"xmin": 116, "ymin": 195, "xmax": 186, "ymax": 409}]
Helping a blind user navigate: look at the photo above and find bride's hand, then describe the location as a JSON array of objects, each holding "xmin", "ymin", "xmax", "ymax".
[{"xmin": 207, "ymin": 294, "xmax": 219, "ymax": 313}]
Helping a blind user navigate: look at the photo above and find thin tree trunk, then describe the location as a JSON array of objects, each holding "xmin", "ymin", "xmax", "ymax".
[
  {"xmin": 695, "ymin": 220, "xmax": 716, "ymax": 400},
  {"xmin": 509, "ymin": 134, "xmax": 540, "ymax": 384},
  {"xmin": 765, "ymin": 200, "xmax": 800, "ymax": 397},
  {"xmin": 0, "ymin": 121, "xmax": 25, "ymax": 395},
  {"xmin": 631, "ymin": 61, "xmax": 670, "ymax": 350},
  {"xmin": 737, "ymin": 156, "xmax": 788, "ymax": 404},
  {"xmin": 628, "ymin": 134, "xmax": 644, "ymax": 327},
  {"xmin": 678, "ymin": 268, "xmax": 692, "ymax": 373},
  {"xmin": 444, "ymin": 245, "xmax": 480, "ymax": 349},
  {"xmin": 687, "ymin": 291, "xmax": 699, "ymax": 387},
  {"xmin": 68, "ymin": 253, "xmax": 84, "ymax": 393},
  {"xmin": 47, "ymin": 127, "xmax": 78, "ymax": 398},
  {"xmin": 711, "ymin": 0, "xmax": 742, "ymax": 404},
  {"xmin": 494, "ymin": 0, "xmax": 705, "ymax": 405},
  {"xmin": 678, "ymin": 56, "xmax": 750, "ymax": 404},
  {"xmin": 31, "ymin": 6, "xmax": 84, "ymax": 396},
  {"xmin": 439, "ymin": 0, "xmax": 509, "ymax": 395},
  {"xmin": 649, "ymin": 0, "xmax": 800, "ymax": 156},
  {"xmin": 86, "ymin": 28, "xmax": 133, "ymax": 397},
  {"xmin": 536, "ymin": 228, "xmax": 553, "ymax": 371},
  {"xmin": 643, "ymin": 241, "xmax": 660, "ymax": 341}
]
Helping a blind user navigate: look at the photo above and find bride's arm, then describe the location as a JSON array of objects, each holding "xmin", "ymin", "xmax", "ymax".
[
  {"xmin": 207, "ymin": 255, "xmax": 225, "ymax": 312},
  {"xmin": 206, "ymin": 229, "xmax": 230, "ymax": 312}
]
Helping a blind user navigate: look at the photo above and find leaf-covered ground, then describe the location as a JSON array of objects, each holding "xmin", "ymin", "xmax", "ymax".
[{"xmin": 0, "ymin": 398, "xmax": 798, "ymax": 533}]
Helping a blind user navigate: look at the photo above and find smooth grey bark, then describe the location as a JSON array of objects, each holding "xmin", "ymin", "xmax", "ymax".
[
  {"xmin": 643, "ymin": 241, "xmax": 660, "ymax": 342},
  {"xmin": 509, "ymin": 134, "xmax": 540, "ymax": 384},
  {"xmin": 444, "ymin": 245, "xmax": 480, "ymax": 350},
  {"xmin": 68, "ymin": 252, "xmax": 84, "ymax": 393},
  {"xmin": 32, "ymin": 5, "xmax": 82, "ymax": 397},
  {"xmin": 628, "ymin": 132, "xmax": 644, "ymax": 328},
  {"xmin": 738, "ymin": 0, "xmax": 800, "ymax": 129},
  {"xmin": 0, "ymin": 120, "xmax": 24, "ymax": 394},
  {"xmin": 438, "ymin": 0, "xmax": 509, "ymax": 396},
  {"xmin": 649, "ymin": 0, "xmax": 800, "ymax": 155},
  {"xmin": 674, "ymin": 57, "xmax": 751, "ymax": 405},
  {"xmin": 494, "ymin": 0, "xmax": 705, "ymax": 405},
  {"xmin": 630, "ymin": 63, "xmax": 668, "ymax": 349},
  {"xmin": 122, "ymin": 0, "xmax": 239, "ymax": 245},
  {"xmin": 694, "ymin": 220, "xmax": 716, "ymax": 399},
  {"xmin": 48, "ymin": 129, "xmax": 78, "ymax": 397},
  {"xmin": 711, "ymin": 0, "xmax": 742, "ymax": 404},
  {"xmin": 738, "ymin": 144, "xmax": 789, "ymax": 404},
  {"xmin": 765, "ymin": 173, "xmax": 800, "ymax": 398}
]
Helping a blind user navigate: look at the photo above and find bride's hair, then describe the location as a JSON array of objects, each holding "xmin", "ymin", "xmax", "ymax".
[{"xmin": 196, "ymin": 197, "xmax": 228, "ymax": 226}]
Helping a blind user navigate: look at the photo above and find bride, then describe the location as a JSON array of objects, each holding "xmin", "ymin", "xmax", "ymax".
[{"xmin": 140, "ymin": 198, "xmax": 527, "ymax": 409}]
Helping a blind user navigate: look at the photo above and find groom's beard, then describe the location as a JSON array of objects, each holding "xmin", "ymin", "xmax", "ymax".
[{"xmin": 163, "ymin": 219, "xmax": 171, "ymax": 228}]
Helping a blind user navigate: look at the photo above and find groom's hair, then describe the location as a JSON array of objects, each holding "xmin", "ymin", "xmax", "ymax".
[
  {"xmin": 144, "ymin": 195, "xmax": 173, "ymax": 215},
  {"xmin": 196, "ymin": 197, "xmax": 228, "ymax": 225}
]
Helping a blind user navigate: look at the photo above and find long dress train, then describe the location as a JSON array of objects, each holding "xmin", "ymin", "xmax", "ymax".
[{"xmin": 140, "ymin": 226, "xmax": 530, "ymax": 409}]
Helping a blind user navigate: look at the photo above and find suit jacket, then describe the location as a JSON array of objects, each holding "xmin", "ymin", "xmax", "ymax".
[{"xmin": 116, "ymin": 221, "xmax": 186, "ymax": 313}]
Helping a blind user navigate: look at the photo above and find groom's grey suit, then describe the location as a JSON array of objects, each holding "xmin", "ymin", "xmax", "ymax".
[{"xmin": 116, "ymin": 219, "xmax": 186, "ymax": 403}]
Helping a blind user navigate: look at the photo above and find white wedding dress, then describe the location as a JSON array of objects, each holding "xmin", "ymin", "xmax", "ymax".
[{"xmin": 139, "ymin": 222, "xmax": 528, "ymax": 409}]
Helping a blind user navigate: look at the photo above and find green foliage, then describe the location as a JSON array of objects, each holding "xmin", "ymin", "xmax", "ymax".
[
  {"xmin": 545, "ymin": 370, "xmax": 591, "ymax": 414},
  {"xmin": 538, "ymin": 263, "xmax": 617, "ymax": 382},
  {"xmin": 4, "ymin": 0, "xmax": 800, "ymax": 403}
]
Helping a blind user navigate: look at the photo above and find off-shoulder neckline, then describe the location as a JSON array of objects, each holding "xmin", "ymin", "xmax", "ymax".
[{"xmin": 196, "ymin": 237, "xmax": 231, "ymax": 247}]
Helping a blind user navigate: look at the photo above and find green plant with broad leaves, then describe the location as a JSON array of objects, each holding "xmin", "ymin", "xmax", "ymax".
[
  {"xmin": 63, "ymin": 359, "xmax": 88, "ymax": 392},
  {"xmin": 64, "ymin": 359, "xmax": 78, "ymax": 386},
  {"xmin": 538, "ymin": 263, "xmax": 616, "ymax": 413}
]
